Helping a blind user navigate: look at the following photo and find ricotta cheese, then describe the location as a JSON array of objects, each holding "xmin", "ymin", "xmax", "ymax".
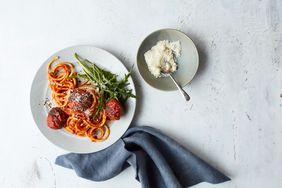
[{"xmin": 144, "ymin": 40, "xmax": 181, "ymax": 77}]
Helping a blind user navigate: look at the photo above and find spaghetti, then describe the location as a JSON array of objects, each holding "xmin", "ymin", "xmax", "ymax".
[{"xmin": 47, "ymin": 57, "xmax": 110, "ymax": 142}]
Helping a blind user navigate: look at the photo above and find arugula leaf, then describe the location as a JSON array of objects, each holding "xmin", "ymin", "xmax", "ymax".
[{"xmin": 74, "ymin": 53, "xmax": 136, "ymax": 115}]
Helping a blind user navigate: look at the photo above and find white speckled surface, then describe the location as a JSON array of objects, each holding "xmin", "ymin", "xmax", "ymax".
[{"xmin": 0, "ymin": 0, "xmax": 281, "ymax": 187}]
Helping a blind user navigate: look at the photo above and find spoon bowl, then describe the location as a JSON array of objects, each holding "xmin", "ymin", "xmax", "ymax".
[{"xmin": 160, "ymin": 62, "xmax": 190, "ymax": 101}]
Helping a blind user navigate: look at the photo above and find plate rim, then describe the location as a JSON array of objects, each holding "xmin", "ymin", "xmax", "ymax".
[
  {"xmin": 30, "ymin": 45, "xmax": 136, "ymax": 153},
  {"xmin": 136, "ymin": 28, "xmax": 199, "ymax": 91}
]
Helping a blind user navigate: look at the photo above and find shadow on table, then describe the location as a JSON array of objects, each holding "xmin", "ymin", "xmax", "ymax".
[{"xmin": 182, "ymin": 30, "xmax": 209, "ymax": 86}]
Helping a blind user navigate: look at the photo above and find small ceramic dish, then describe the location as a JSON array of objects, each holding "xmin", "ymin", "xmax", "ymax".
[{"xmin": 137, "ymin": 29, "xmax": 199, "ymax": 91}]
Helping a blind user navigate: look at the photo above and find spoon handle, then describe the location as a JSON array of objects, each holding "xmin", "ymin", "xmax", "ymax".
[{"xmin": 169, "ymin": 74, "xmax": 190, "ymax": 101}]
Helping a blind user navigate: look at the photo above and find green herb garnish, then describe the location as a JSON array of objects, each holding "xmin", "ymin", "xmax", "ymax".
[{"xmin": 74, "ymin": 53, "xmax": 136, "ymax": 115}]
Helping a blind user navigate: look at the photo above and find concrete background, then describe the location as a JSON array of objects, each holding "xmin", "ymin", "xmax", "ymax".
[{"xmin": 0, "ymin": 0, "xmax": 281, "ymax": 187}]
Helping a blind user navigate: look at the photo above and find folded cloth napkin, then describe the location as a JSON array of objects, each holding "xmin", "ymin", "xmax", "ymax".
[{"xmin": 56, "ymin": 126, "xmax": 230, "ymax": 188}]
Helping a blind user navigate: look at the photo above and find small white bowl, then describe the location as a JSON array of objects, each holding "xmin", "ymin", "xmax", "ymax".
[{"xmin": 137, "ymin": 29, "xmax": 199, "ymax": 91}]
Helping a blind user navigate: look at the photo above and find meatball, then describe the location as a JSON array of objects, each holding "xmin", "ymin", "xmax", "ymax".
[
  {"xmin": 105, "ymin": 99, "xmax": 122, "ymax": 120},
  {"xmin": 67, "ymin": 89, "xmax": 94, "ymax": 112},
  {"xmin": 47, "ymin": 107, "xmax": 68, "ymax": 129}
]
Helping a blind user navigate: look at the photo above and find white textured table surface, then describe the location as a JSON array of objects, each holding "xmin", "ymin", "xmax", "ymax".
[{"xmin": 0, "ymin": 0, "xmax": 281, "ymax": 188}]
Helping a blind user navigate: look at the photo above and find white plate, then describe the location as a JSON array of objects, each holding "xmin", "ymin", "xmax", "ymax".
[{"xmin": 30, "ymin": 45, "xmax": 136, "ymax": 153}]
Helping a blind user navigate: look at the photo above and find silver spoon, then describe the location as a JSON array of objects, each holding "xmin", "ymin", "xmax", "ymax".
[{"xmin": 161, "ymin": 61, "xmax": 190, "ymax": 101}]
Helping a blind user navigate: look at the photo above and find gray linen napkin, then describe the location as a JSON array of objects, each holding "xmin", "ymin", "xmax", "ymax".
[{"xmin": 56, "ymin": 126, "xmax": 230, "ymax": 188}]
